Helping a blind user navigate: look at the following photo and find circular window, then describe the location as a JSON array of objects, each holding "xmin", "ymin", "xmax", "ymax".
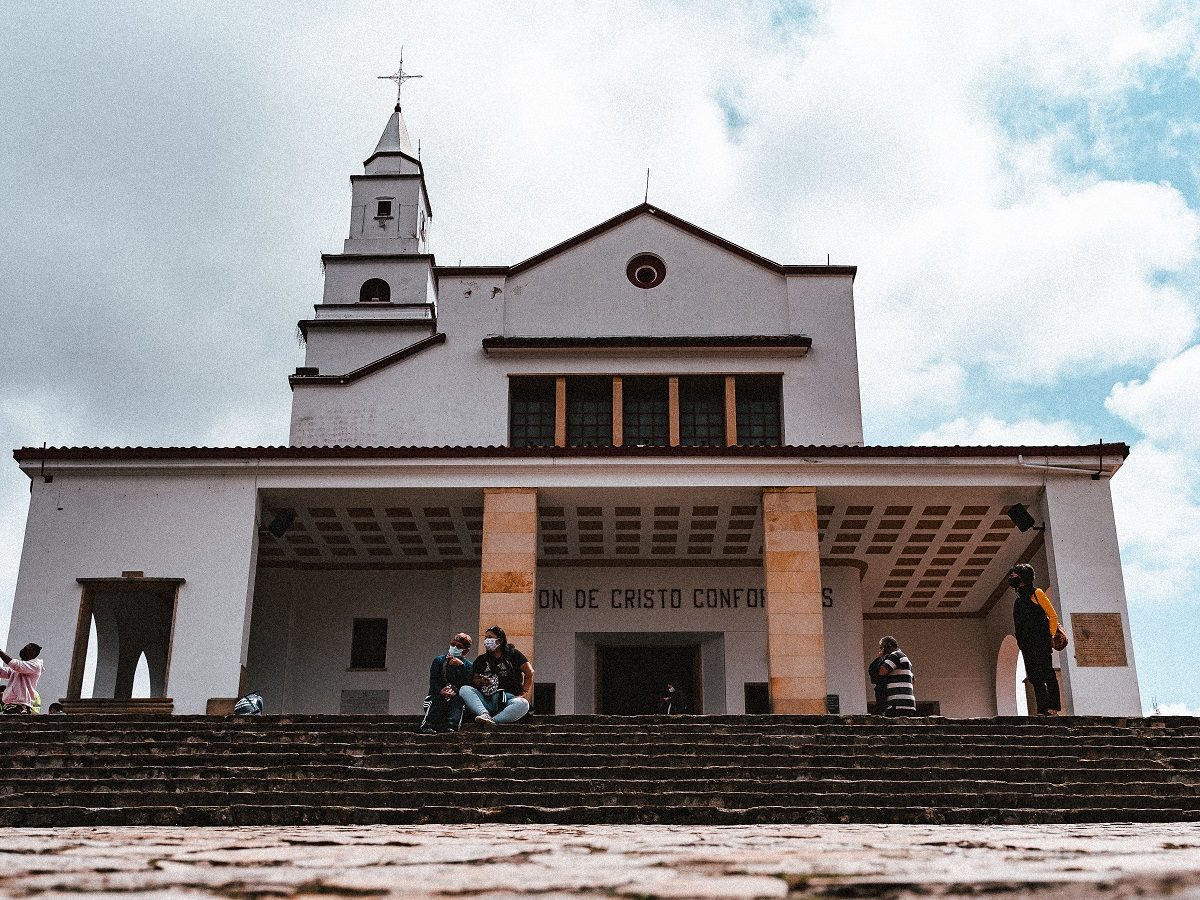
[{"xmin": 626, "ymin": 253, "xmax": 666, "ymax": 289}]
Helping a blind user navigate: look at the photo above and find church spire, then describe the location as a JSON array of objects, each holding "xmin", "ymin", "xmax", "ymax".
[
  {"xmin": 346, "ymin": 53, "xmax": 432, "ymax": 253},
  {"xmin": 371, "ymin": 105, "xmax": 417, "ymax": 160},
  {"xmin": 374, "ymin": 51, "xmax": 427, "ymax": 164}
]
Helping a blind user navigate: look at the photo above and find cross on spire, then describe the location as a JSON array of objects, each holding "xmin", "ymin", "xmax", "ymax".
[{"xmin": 378, "ymin": 48, "xmax": 423, "ymax": 106}]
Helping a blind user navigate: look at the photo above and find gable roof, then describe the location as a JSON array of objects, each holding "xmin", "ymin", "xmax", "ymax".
[{"xmin": 433, "ymin": 203, "xmax": 857, "ymax": 281}]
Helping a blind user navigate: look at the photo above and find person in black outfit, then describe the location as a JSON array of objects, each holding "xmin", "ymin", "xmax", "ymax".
[
  {"xmin": 459, "ymin": 625, "xmax": 534, "ymax": 725},
  {"xmin": 658, "ymin": 683, "xmax": 678, "ymax": 714},
  {"xmin": 867, "ymin": 653, "xmax": 888, "ymax": 713},
  {"xmin": 418, "ymin": 632, "xmax": 474, "ymax": 734},
  {"xmin": 1008, "ymin": 563, "xmax": 1062, "ymax": 716}
]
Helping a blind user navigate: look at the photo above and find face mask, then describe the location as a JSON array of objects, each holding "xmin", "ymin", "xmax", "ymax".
[
  {"xmin": 1007, "ymin": 574, "xmax": 1022, "ymax": 588},
  {"xmin": 483, "ymin": 638, "xmax": 499, "ymax": 651},
  {"xmin": 447, "ymin": 646, "xmax": 464, "ymax": 659}
]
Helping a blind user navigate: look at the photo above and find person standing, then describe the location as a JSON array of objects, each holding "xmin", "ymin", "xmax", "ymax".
[
  {"xmin": 658, "ymin": 682, "xmax": 678, "ymax": 715},
  {"xmin": 1008, "ymin": 563, "xmax": 1063, "ymax": 716},
  {"xmin": 867, "ymin": 651, "xmax": 889, "ymax": 714},
  {"xmin": 875, "ymin": 636, "xmax": 917, "ymax": 716},
  {"xmin": 419, "ymin": 632, "xmax": 474, "ymax": 734},
  {"xmin": 0, "ymin": 643, "xmax": 43, "ymax": 715},
  {"xmin": 459, "ymin": 626, "xmax": 533, "ymax": 725}
]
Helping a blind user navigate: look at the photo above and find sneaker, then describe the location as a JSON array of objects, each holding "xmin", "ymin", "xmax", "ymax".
[
  {"xmin": 475, "ymin": 713, "xmax": 496, "ymax": 725},
  {"xmin": 418, "ymin": 725, "xmax": 438, "ymax": 735}
]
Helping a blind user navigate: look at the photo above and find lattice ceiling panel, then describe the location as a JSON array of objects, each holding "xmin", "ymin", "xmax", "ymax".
[
  {"xmin": 819, "ymin": 502, "xmax": 1025, "ymax": 613},
  {"xmin": 257, "ymin": 503, "xmax": 484, "ymax": 565},
  {"xmin": 537, "ymin": 503, "xmax": 763, "ymax": 562}
]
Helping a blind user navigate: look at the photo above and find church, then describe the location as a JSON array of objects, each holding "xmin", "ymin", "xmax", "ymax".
[{"xmin": 7, "ymin": 92, "xmax": 1141, "ymax": 719}]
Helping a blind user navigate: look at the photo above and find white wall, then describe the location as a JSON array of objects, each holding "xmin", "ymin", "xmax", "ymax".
[
  {"xmin": 860, "ymin": 618, "xmax": 995, "ymax": 716},
  {"xmin": 501, "ymin": 216, "xmax": 788, "ymax": 338},
  {"xmin": 318, "ymin": 257, "xmax": 435, "ymax": 308},
  {"xmin": 1041, "ymin": 476, "xmax": 1142, "ymax": 715},
  {"xmin": 7, "ymin": 473, "xmax": 260, "ymax": 714},
  {"xmin": 245, "ymin": 565, "xmax": 478, "ymax": 714},
  {"xmin": 822, "ymin": 565, "xmax": 866, "ymax": 713},
  {"xmin": 291, "ymin": 211, "xmax": 864, "ymax": 447},
  {"xmin": 533, "ymin": 566, "xmax": 768, "ymax": 715},
  {"xmin": 301, "ymin": 324, "xmax": 436, "ymax": 377}
]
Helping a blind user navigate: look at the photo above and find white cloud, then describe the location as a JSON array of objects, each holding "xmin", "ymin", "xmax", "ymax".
[
  {"xmin": 1109, "ymin": 441, "xmax": 1200, "ymax": 603},
  {"xmin": 914, "ymin": 416, "xmax": 1086, "ymax": 446},
  {"xmin": 1106, "ymin": 350, "xmax": 1200, "ymax": 605},
  {"xmin": 1107, "ymin": 343, "xmax": 1200, "ymax": 450}
]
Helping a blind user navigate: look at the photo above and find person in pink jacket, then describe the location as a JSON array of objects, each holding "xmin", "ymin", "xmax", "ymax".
[{"xmin": 0, "ymin": 643, "xmax": 43, "ymax": 715}]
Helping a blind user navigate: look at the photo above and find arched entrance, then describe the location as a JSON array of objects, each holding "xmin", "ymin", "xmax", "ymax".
[{"xmin": 995, "ymin": 634, "xmax": 1021, "ymax": 716}]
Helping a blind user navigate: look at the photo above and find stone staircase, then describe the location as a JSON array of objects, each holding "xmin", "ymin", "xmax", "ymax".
[{"xmin": 1, "ymin": 715, "xmax": 1197, "ymax": 826}]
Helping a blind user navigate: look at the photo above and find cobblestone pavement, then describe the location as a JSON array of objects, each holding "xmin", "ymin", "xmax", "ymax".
[{"xmin": 2, "ymin": 824, "xmax": 1200, "ymax": 898}]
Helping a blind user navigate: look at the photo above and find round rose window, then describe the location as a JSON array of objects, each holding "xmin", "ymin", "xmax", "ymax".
[{"xmin": 626, "ymin": 253, "xmax": 666, "ymax": 289}]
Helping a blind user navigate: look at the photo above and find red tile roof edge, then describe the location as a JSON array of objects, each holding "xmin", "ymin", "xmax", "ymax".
[{"xmin": 14, "ymin": 443, "xmax": 1130, "ymax": 462}]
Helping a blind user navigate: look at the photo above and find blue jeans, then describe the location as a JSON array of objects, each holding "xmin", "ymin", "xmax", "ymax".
[{"xmin": 458, "ymin": 686, "xmax": 530, "ymax": 723}]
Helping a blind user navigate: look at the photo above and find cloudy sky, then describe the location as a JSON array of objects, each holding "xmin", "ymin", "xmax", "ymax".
[{"xmin": 2, "ymin": 1, "xmax": 1198, "ymax": 713}]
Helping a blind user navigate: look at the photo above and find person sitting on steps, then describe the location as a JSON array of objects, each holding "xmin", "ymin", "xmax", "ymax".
[
  {"xmin": 0, "ymin": 643, "xmax": 43, "ymax": 716},
  {"xmin": 459, "ymin": 625, "xmax": 533, "ymax": 725},
  {"xmin": 419, "ymin": 632, "xmax": 474, "ymax": 734}
]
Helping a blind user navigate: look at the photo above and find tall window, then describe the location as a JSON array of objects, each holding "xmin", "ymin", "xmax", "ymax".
[
  {"xmin": 735, "ymin": 375, "xmax": 782, "ymax": 446},
  {"xmin": 509, "ymin": 377, "xmax": 556, "ymax": 448},
  {"xmin": 679, "ymin": 376, "xmax": 725, "ymax": 447},
  {"xmin": 359, "ymin": 278, "xmax": 390, "ymax": 303},
  {"xmin": 350, "ymin": 618, "xmax": 388, "ymax": 669},
  {"xmin": 566, "ymin": 376, "xmax": 613, "ymax": 447},
  {"xmin": 622, "ymin": 376, "xmax": 669, "ymax": 446}
]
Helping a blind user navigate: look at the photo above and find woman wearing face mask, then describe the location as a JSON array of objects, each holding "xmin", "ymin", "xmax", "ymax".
[
  {"xmin": 418, "ymin": 632, "xmax": 474, "ymax": 734},
  {"xmin": 459, "ymin": 625, "xmax": 534, "ymax": 725},
  {"xmin": 1008, "ymin": 564, "xmax": 1064, "ymax": 716}
]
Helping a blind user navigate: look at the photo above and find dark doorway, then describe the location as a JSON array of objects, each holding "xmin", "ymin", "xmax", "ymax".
[{"xmin": 597, "ymin": 645, "xmax": 700, "ymax": 714}]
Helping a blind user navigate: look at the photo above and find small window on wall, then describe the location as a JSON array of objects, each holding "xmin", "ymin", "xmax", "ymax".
[
  {"xmin": 735, "ymin": 375, "xmax": 782, "ymax": 446},
  {"xmin": 359, "ymin": 279, "xmax": 390, "ymax": 303},
  {"xmin": 566, "ymin": 376, "xmax": 613, "ymax": 447},
  {"xmin": 679, "ymin": 376, "xmax": 725, "ymax": 447},
  {"xmin": 350, "ymin": 618, "xmax": 388, "ymax": 669},
  {"xmin": 623, "ymin": 376, "xmax": 669, "ymax": 447},
  {"xmin": 375, "ymin": 198, "xmax": 394, "ymax": 218},
  {"xmin": 509, "ymin": 377, "xmax": 556, "ymax": 448}
]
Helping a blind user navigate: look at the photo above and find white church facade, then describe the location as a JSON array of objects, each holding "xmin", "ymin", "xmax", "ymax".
[{"xmin": 7, "ymin": 100, "xmax": 1142, "ymax": 718}]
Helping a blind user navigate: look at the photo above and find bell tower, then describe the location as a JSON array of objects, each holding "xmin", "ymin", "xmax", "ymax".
[
  {"xmin": 292, "ymin": 56, "xmax": 439, "ymax": 385},
  {"xmin": 344, "ymin": 101, "xmax": 431, "ymax": 255}
]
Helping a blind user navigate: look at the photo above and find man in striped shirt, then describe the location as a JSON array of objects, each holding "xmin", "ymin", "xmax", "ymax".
[{"xmin": 876, "ymin": 636, "xmax": 917, "ymax": 716}]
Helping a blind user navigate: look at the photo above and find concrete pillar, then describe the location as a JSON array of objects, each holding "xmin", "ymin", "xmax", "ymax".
[
  {"xmin": 479, "ymin": 488, "xmax": 538, "ymax": 663},
  {"xmin": 762, "ymin": 487, "xmax": 827, "ymax": 714},
  {"xmin": 1040, "ymin": 476, "xmax": 1141, "ymax": 715},
  {"xmin": 90, "ymin": 604, "xmax": 121, "ymax": 699}
]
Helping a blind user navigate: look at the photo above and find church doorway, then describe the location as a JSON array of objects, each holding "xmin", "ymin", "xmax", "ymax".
[{"xmin": 596, "ymin": 644, "xmax": 700, "ymax": 714}]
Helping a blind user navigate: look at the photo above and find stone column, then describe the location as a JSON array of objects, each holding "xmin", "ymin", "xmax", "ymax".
[
  {"xmin": 479, "ymin": 488, "xmax": 539, "ymax": 663},
  {"xmin": 762, "ymin": 487, "xmax": 826, "ymax": 714}
]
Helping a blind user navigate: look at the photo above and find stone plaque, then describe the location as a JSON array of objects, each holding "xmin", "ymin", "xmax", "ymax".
[
  {"xmin": 1071, "ymin": 613, "xmax": 1128, "ymax": 667},
  {"xmin": 339, "ymin": 689, "xmax": 389, "ymax": 714}
]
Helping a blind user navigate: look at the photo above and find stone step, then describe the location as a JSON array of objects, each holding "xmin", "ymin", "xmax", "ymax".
[
  {"xmin": 4, "ymin": 802, "xmax": 1200, "ymax": 828},
  {"xmin": 4, "ymin": 788, "xmax": 1199, "ymax": 815},
  {"xmin": 3, "ymin": 737, "xmax": 1193, "ymax": 756},
  {"xmin": 2, "ymin": 716, "xmax": 1195, "ymax": 825},
  {"xmin": 1, "ymin": 734, "xmax": 1184, "ymax": 752},
  {"xmin": 2, "ymin": 763, "xmax": 1187, "ymax": 784},
  {"xmin": 5, "ymin": 719, "xmax": 1198, "ymax": 737},
  {"xmin": 6, "ymin": 750, "xmax": 1188, "ymax": 773},
  {"xmin": 4, "ymin": 776, "xmax": 1194, "ymax": 799},
  {"xmin": 4, "ymin": 724, "xmax": 1195, "ymax": 744}
]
